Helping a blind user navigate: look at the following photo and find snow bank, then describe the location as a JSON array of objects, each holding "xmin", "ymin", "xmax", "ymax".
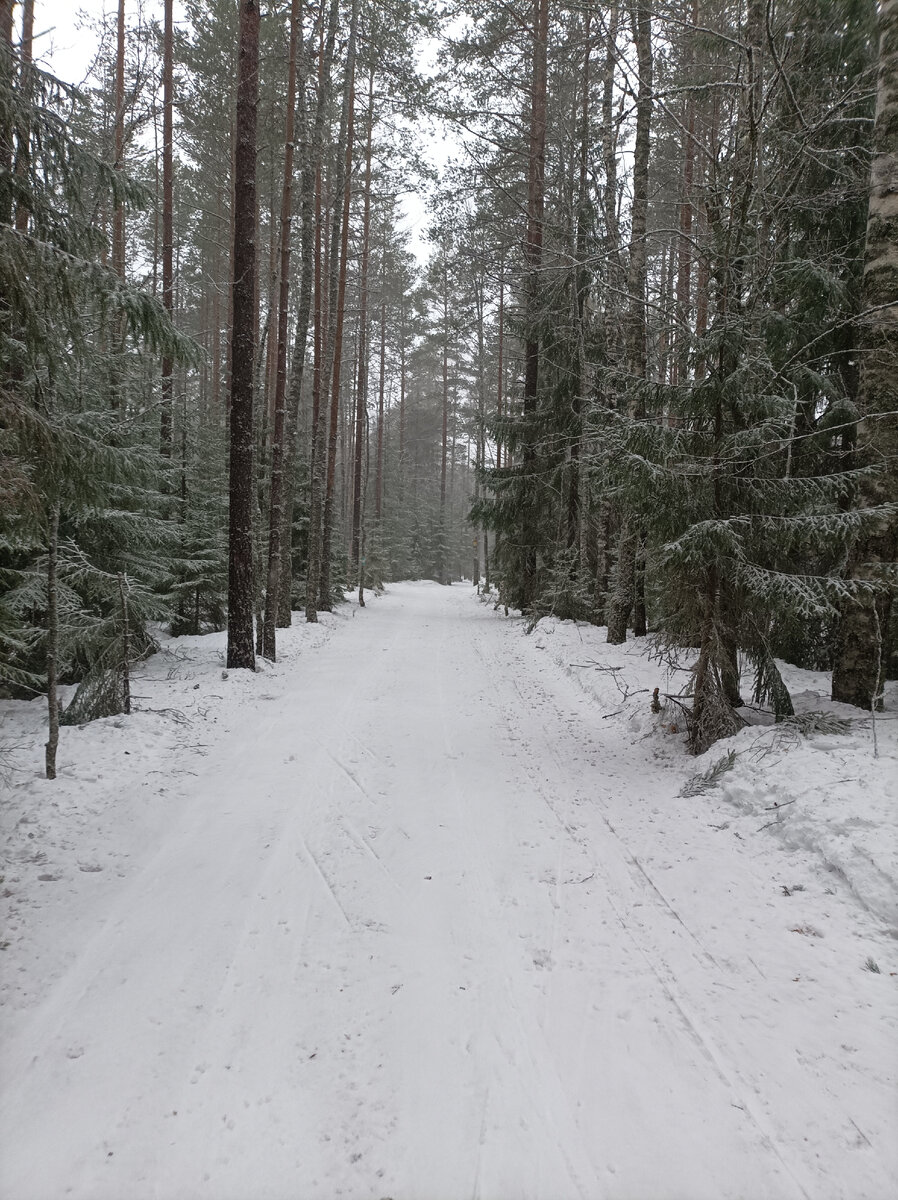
[
  {"xmin": 506, "ymin": 604, "xmax": 898, "ymax": 933},
  {"xmin": 0, "ymin": 611, "xmax": 344, "ymax": 1007}
]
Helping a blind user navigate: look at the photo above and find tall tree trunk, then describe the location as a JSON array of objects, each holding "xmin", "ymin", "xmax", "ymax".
[
  {"xmin": 319, "ymin": 0, "xmax": 359, "ymax": 612},
  {"xmin": 439, "ymin": 261, "xmax": 450, "ymax": 584},
  {"xmin": 351, "ymin": 65, "xmax": 375, "ymax": 583},
  {"xmin": 261, "ymin": 0, "xmax": 301, "ymax": 661},
  {"xmin": 398, "ymin": 293, "xmax": 407, "ymax": 495},
  {"xmin": 606, "ymin": 0, "xmax": 652, "ymax": 644},
  {"xmin": 520, "ymin": 0, "xmax": 549, "ymax": 608},
  {"xmin": 600, "ymin": 3, "xmax": 622, "ymax": 297},
  {"xmin": 568, "ymin": 11, "xmax": 591, "ymax": 562},
  {"xmin": 44, "ymin": 502, "xmax": 60, "ymax": 780},
  {"xmin": 0, "ymin": 1, "xmax": 13, "ymax": 229},
  {"xmin": 300, "ymin": 1, "xmax": 339, "ymax": 625},
  {"xmin": 226, "ymin": 0, "xmax": 260, "ymax": 671},
  {"xmin": 375, "ymin": 294, "xmax": 386, "ymax": 521},
  {"xmin": 832, "ymin": 0, "xmax": 898, "ymax": 709},
  {"xmin": 160, "ymin": 0, "xmax": 174, "ymax": 456},
  {"xmin": 13, "ymin": 0, "xmax": 34, "ymax": 234},
  {"xmin": 112, "ymin": 0, "xmax": 126, "ymax": 284},
  {"xmin": 672, "ymin": 0, "xmax": 699, "ymax": 389}
]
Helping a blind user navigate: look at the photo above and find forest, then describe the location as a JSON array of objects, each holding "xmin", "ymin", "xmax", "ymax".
[{"xmin": 1, "ymin": 0, "xmax": 896, "ymax": 768}]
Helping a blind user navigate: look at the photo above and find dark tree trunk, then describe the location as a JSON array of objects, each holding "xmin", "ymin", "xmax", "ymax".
[
  {"xmin": 319, "ymin": 0, "xmax": 359, "ymax": 612},
  {"xmin": 160, "ymin": 0, "xmax": 174, "ymax": 456},
  {"xmin": 832, "ymin": 0, "xmax": 898, "ymax": 709},
  {"xmin": 13, "ymin": 0, "xmax": 35, "ymax": 234},
  {"xmin": 350, "ymin": 65, "xmax": 374, "ymax": 583},
  {"xmin": 302, "ymin": 0, "xmax": 339, "ymax": 625},
  {"xmin": 520, "ymin": 0, "xmax": 549, "ymax": 608},
  {"xmin": 112, "ymin": 0, "xmax": 126, "ymax": 284},
  {"xmin": 375, "ymin": 295, "xmax": 386, "ymax": 521},
  {"xmin": 261, "ymin": 0, "xmax": 301, "ymax": 660},
  {"xmin": 226, "ymin": 0, "xmax": 260, "ymax": 671},
  {"xmin": 606, "ymin": 0, "xmax": 652, "ymax": 645},
  {"xmin": 0, "ymin": 1, "xmax": 13, "ymax": 230},
  {"xmin": 44, "ymin": 503, "xmax": 60, "ymax": 779}
]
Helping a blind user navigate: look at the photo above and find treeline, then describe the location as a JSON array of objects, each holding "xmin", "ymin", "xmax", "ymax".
[
  {"xmin": 1, "ymin": 0, "xmax": 479, "ymax": 776},
  {"xmin": 457, "ymin": 0, "xmax": 896, "ymax": 751},
  {"xmin": 1, "ymin": 0, "xmax": 895, "ymax": 772}
]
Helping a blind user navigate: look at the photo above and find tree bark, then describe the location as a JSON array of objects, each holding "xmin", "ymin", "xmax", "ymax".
[
  {"xmin": 261, "ymin": 0, "xmax": 301, "ymax": 661},
  {"xmin": 351, "ymin": 65, "xmax": 375, "ymax": 583},
  {"xmin": 319, "ymin": 0, "xmax": 359, "ymax": 612},
  {"xmin": 226, "ymin": 0, "xmax": 260, "ymax": 671},
  {"xmin": 112, "ymin": 0, "xmax": 126, "ymax": 285},
  {"xmin": 45, "ymin": 503, "xmax": 60, "ymax": 780},
  {"xmin": 160, "ymin": 0, "xmax": 174, "ymax": 456},
  {"xmin": 832, "ymin": 0, "xmax": 898, "ymax": 709},
  {"xmin": 520, "ymin": 0, "xmax": 549, "ymax": 608},
  {"xmin": 13, "ymin": 0, "xmax": 35, "ymax": 234},
  {"xmin": 302, "ymin": 0, "xmax": 339, "ymax": 625},
  {"xmin": 606, "ymin": 0, "xmax": 652, "ymax": 644}
]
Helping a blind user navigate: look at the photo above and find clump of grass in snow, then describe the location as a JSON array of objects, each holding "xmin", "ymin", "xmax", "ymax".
[
  {"xmin": 863, "ymin": 957, "xmax": 881, "ymax": 974},
  {"xmin": 679, "ymin": 749, "xmax": 738, "ymax": 797}
]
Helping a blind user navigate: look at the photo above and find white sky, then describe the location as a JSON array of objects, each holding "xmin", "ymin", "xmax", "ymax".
[{"xmin": 34, "ymin": 0, "xmax": 443, "ymax": 266}]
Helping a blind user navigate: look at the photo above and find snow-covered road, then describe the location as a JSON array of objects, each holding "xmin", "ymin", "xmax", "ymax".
[{"xmin": 2, "ymin": 582, "xmax": 895, "ymax": 1199}]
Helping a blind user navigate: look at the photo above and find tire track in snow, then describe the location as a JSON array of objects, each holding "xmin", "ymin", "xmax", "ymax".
[
  {"xmin": 475, "ymin": 611, "xmax": 816, "ymax": 1200},
  {"xmin": 432, "ymin": 630, "xmax": 600, "ymax": 1200}
]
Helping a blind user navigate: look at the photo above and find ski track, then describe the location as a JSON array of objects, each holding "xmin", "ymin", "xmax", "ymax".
[{"xmin": 1, "ymin": 582, "xmax": 896, "ymax": 1200}]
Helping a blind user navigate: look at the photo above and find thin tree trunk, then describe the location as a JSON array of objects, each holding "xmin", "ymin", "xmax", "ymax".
[
  {"xmin": 118, "ymin": 574, "xmax": 131, "ymax": 716},
  {"xmin": 305, "ymin": 0, "xmax": 341, "ymax": 622},
  {"xmin": 112, "ymin": 0, "xmax": 126, "ymax": 284},
  {"xmin": 351, "ymin": 64, "xmax": 375, "ymax": 582},
  {"xmin": 160, "ymin": 0, "xmax": 174, "ymax": 456},
  {"xmin": 672, "ymin": 0, "xmax": 699, "ymax": 389},
  {"xmin": 13, "ymin": 0, "xmax": 35, "ymax": 233},
  {"xmin": 375, "ymin": 295, "xmax": 386, "ymax": 521},
  {"xmin": 45, "ymin": 502, "xmax": 60, "ymax": 780},
  {"xmin": 261, "ymin": 0, "xmax": 301, "ymax": 660},
  {"xmin": 439, "ymin": 263, "xmax": 450, "ymax": 584},
  {"xmin": 0, "ymin": 1, "xmax": 14, "ymax": 229},
  {"xmin": 569, "ymin": 11, "xmax": 591, "ymax": 562},
  {"xmin": 520, "ymin": 0, "xmax": 549, "ymax": 608},
  {"xmin": 226, "ymin": 0, "xmax": 260, "ymax": 671},
  {"xmin": 606, "ymin": 0, "xmax": 652, "ymax": 644},
  {"xmin": 319, "ymin": 0, "xmax": 360, "ymax": 612}
]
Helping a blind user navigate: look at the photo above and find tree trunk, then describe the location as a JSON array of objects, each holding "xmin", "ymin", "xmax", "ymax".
[
  {"xmin": 319, "ymin": 0, "xmax": 359, "ymax": 612},
  {"xmin": 226, "ymin": 0, "xmax": 260, "ymax": 671},
  {"xmin": 160, "ymin": 0, "xmax": 174, "ymax": 456},
  {"xmin": 350, "ymin": 65, "xmax": 375, "ymax": 583},
  {"xmin": 0, "ymin": 1, "xmax": 14, "ymax": 229},
  {"xmin": 301, "ymin": 1, "xmax": 339, "ymax": 625},
  {"xmin": 439, "ymin": 262, "xmax": 450, "ymax": 584},
  {"xmin": 606, "ymin": 0, "xmax": 652, "ymax": 645},
  {"xmin": 520, "ymin": 0, "xmax": 549, "ymax": 608},
  {"xmin": 832, "ymin": 0, "xmax": 898, "ymax": 709},
  {"xmin": 261, "ymin": 0, "xmax": 301, "ymax": 661},
  {"xmin": 112, "ymin": 0, "xmax": 126, "ymax": 284},
  {"xmin": 45, "ymin": 503, "xmax": 60, "ymax": 780},
  {"xmin": 375, "ymin": 295, "xmax": 386, "ymax": 521},
  {"xmin": 13, "ymin": 0, "xmax": 35, "ymax": 234}
]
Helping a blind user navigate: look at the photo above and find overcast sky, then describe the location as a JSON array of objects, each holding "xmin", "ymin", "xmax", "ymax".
[{"xmin": 34, "ymin": 0, "xmax": 442, "ymax": 266}]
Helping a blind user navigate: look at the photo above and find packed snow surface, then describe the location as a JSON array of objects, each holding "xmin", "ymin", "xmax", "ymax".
[{"xmin": 1, "ymin": 581, "xmax": 896, "ymax": 1200}]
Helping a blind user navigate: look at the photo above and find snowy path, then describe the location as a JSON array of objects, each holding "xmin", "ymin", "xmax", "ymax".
[{"xmin": 2, "ymin": 582, "xmax": 895, "ymax": 1200}]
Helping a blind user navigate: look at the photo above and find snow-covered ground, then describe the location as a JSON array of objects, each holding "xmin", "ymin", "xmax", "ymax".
[{"xmin": 1, "ymin": 581, "xmax": 896, "ymax": 1200}]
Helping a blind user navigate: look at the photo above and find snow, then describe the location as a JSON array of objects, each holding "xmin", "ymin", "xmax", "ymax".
[{"xmin": 1, "ymin": 581, "xmax": 896, "ymax": 1200}]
